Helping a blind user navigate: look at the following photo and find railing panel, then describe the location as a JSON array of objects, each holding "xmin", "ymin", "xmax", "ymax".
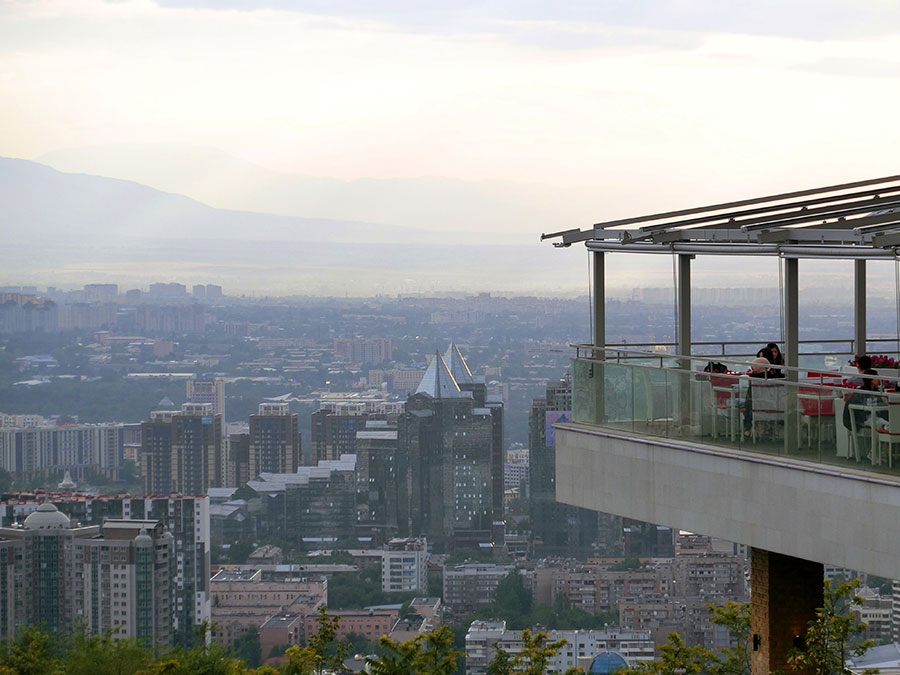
[{"xmin": 567, "ymin": 351, "xmax": 900, "ymax": 481}]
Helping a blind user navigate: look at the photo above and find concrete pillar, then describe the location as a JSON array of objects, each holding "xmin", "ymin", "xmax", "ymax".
[{"xmin": 750, "ymin": 548, "xmax": 823, "ymax": 675}]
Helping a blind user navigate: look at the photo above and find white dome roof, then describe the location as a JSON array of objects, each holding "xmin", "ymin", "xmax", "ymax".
[{"xmin": 23, "ymin": 502, "xmax": 70, "ymax": 530}]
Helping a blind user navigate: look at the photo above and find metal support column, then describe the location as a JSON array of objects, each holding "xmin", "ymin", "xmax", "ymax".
[
  {"xmin": 784, "ymin": 257, "xmax": 799, "ymax": 453},
  {"xmin": 677, "ymin": 255, "xmax": 692, "ymax": 430},
  {"xmin": 677, "ymin": 254, "xmax": 692, "ymax": 361},
  {"xmin": 592, "ymin": 251, "xmax": 605, "ymax": 355},
  {"xmin": 592, "ymin": 250, "xmax": 605, "ymax": 424},
  {"xmin": 854, "ymin": 260, "xmax": 866, "ymax": 356}
]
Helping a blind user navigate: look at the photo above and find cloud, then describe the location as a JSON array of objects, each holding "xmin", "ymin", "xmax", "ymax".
[
  {"xmin": 794, "ymin": 56, "xmax": 900, "ymax": 78},
  {"xmin": 151, "ymin": 0, "xmax": 900, "ymax": 42}
]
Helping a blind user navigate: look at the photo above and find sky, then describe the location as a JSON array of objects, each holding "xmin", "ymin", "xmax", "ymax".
[
  {"xmin": 3, "ymin": 0, "xmax": 900, "ymax": 189},
  {"xmin": 3, "ymin": 1, "xmax": 900, "ymax": 294}
]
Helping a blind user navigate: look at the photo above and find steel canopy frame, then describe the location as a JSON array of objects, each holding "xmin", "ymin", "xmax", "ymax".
[{"xmin": 542, "ymin": 174, "xmax": 900, "ymax": 258}]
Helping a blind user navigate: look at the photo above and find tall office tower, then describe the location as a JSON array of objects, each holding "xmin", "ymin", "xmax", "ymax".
[
  {"xmin": 186, "ymin": 378, "xmax": 225, "ymax": 423},
  {"xmin": 249, "ymin": 403, "xmax": 301, "ymax": 476},
  {"xmin": 141, "ymin": 404, "xmax": 223, "ymax": 494},
  {"xmin": 399, "ymin": 350, "xmax": 494, "ymax": 549},
  {"xmin": 443, "ymin": 343, "xmax": 505, "ymax": 546},
  {"xmin": 0, "ymin": 493, "xmax": 210, "ymax": 647},
  {"xmin": 529, "ymin": 374, "xmax": 615, "ymax": 557},
  {"xmin": 205, "ymin": 284, "xmax": 223, "ymax": 299},
  {"xmin": 192, "ymin": 284, "xmax": 206, "ymax": 299},
  {"xmin": 355, "ymin": 420, "xmax": 401, "ymax": 539},
  {"xmin": 0, "ymin": 504, "xmax": 174, "ymax": 646}
]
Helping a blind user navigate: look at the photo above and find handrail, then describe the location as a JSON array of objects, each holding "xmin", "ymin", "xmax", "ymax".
[
  {"xmin": 571, "ymin": 345, "xmax": 900, "ymax": 386},
  {"xmin": 574, "ymin": 337, "xmax": 900, "ymax": 359}
]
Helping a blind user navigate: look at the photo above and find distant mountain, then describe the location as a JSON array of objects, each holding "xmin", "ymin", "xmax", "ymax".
[
  {"xmin": 38, "ymin": 144, "xmax": 602, "ymax": 242},
  {"xmin": 0, "ymin": 156, "xmax": 594, "ymax": 295},
  {"xmin": 0, "ymin": 157, "xmax": 442, "ymax": 244}
]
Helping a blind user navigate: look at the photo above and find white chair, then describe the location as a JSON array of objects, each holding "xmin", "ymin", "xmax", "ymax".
[
  {"xmin": 798, "ymin": 385, "xmax": 837, "ymax": 449},
  {"xmin": 749, "ymin": 380, "xmax": 786, "ymax": 443},
  {"xmin": 876, "ymin": 400, "xmax": 900, "ymax": 468},
  {"xmin": 709, "ymin": 374, "xmax": 740, "ymax": 441},
  {"xmin": 848, "ymin": 402, "xmax": 880, "ymax": 463}
]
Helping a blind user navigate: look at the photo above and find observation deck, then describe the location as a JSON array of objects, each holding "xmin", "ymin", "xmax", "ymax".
[{"xmin": 543, "ymin": 175, "xmax": 900, "ymax": 674}]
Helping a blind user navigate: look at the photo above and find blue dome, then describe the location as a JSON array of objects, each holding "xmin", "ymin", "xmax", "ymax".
[{"xmin": 589, "ymin": 651, "xmax": 628, "ymax": 674}]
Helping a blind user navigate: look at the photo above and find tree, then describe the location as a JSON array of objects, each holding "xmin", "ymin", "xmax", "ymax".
[
  {"xmin": 788, "ymin": 578, "xmax": 876, "ymax": 675},
  {"xmin": 367, "ymin": 625, "xmax": 460, "ymax": 675},
  {"xmin": 0, "ymin": 626, "xmax": 65, "ymax": 675},
  {"xmin": 487, "ymin": 629, "xmax": 580, "ymax": 675},
  {"xmin": 232, "ymin": 625, "xmax": 262, "ymax": 669},
  {"xmin": 494, "ymin": 570, "xmax": 533, "ymax": 620},
  {"xmin": 282, "ymin": 606, "xmax": 350, "ymax": 675},
  {"xmin": 620, "ymin": 632, "xmax": 714, "ymax": 675},
  {"xmin": 707, "ymin": 601, "xmax": 751, "ymax": 675},
  {"xmin": 64, "ymin": 627, "xmax": 150, "ymax": 675}
]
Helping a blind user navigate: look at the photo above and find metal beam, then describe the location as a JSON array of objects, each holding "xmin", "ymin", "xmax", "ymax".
[
  {"xmin": 591, "ymin": 174, "xmax": 900, "ymax": 230},
  {"xmin": 855, "ymin": 260, "xmax": 866, "ymax": 357},
  {"xmin": 637, "ymin": 186, "xmax": 900, "ymax": 234}
]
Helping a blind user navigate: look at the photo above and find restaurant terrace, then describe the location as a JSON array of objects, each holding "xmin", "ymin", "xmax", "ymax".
[{"xmin": 542, "ymin": 174, "xmax": 900, "ymax": 675}]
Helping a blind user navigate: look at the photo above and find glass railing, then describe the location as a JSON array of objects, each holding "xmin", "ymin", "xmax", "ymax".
[{"xmin": 570, "ymin": 347, "xmax": 900, "ymax": 480}]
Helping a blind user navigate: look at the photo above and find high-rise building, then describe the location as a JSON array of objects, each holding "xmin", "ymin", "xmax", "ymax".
[
  {"xmin": 0, "ymin": 504, "xmax": 173, "ymax": 646},
  {"xmin": 0, "ymin": 423, "xmax": 127, "ymax": 481},
  {"xmin": 355, "ymin": 420, "xmax": 401, "ymax": 538},
  {"xmin": 186, "ymin": 378, "xmax": 225, "ymax": 421},
  {"xmin": 333, "ymin": 337, "xmax": 393, "ymax": 365},
  {"xmin": 443, "ymin": 342, "xmax": 505, "ymax": 546},
  {"xmin": 249, "ymin": 403, "xmax": 301, "ymax": 476},
  {"xmin": 311, "ymin": 400, "xmax": 400, "ymax": 463},
  {"xmin": 83, "ymin": 284, "xmax": 118, "ymax": 303},
  {"xmin": 227, "ymin": 432, "xmax": 250, "ymax": 488},
  {"xmin": 141, "ymin": 404, "xmax": 223, "ymax": 494},
  {"xmin": 400, "ymin": 349, "xmax": 495, "ymax": 549},
  {"xmin": 0, "ymin": 492, "xmax": 211, "ymax": 647}
]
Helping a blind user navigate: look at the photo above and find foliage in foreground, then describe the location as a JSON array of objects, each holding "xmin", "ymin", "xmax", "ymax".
[{"xmin": 787, "ymin": 578, "xmax": 876, "ymax": 675}]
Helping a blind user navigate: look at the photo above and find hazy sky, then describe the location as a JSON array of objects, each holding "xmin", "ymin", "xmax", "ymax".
[{"xmin": 3, "ymin": 0, "xmax": 900, "ymax": 196}]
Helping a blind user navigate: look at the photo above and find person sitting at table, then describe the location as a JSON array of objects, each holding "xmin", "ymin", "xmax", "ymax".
[
  {"xmin": 847, "ymin": 355, "xmax": 873, "ymax": 387},
  {"xmin": 758, "ymin": 344, "xmax": 784, "ymax": 377},
  {"xmin": 842, "ymin": 368, "xmax": 887, "ymax": 433}
]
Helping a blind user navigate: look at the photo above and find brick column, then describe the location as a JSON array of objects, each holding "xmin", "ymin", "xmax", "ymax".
[{"xmin": 750, "ymin": 548, "xmax": 823, "ymax": 675}]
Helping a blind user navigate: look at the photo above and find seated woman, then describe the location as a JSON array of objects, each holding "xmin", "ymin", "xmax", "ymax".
[
  {"xmin": 758, "ymin": 345, "xmax": 784, "ymax": 378},
  {"xmin": 843, "ymin": 368, "xmax": 887, "ymax": 432}
]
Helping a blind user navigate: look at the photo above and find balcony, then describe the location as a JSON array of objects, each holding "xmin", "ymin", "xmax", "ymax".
[
  {"xmin": 557, "ymin": 344, "xmax": 900, "ymax": 580},
  {"xmin": 571, "ymin": 344, "xmax": 900, "ymax": 477}
]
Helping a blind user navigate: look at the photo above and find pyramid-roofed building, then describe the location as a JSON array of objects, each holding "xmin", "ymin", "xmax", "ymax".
[
  {"xmin": 443, "ymin": 342, "xmax": 474, "ymax": 385},
  {"xmin": 415, "ymin": 351, "xmax": 466, "ymax": 399}
]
